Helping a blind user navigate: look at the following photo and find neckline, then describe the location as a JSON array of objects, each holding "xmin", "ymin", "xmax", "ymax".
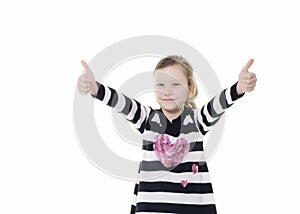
[{"xmin": 158, "ymin": 105, "xmax": 190, "ymax": 124}]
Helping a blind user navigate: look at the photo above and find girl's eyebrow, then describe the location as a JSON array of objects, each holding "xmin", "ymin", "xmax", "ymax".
[{"xmin": 155, "ymin": 79, "xmax": 182, "ymax": 83}]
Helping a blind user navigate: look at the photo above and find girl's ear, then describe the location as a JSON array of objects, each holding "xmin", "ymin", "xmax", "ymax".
[{"xmin": 188, "ymin": 86, "xmax": 193, "ymax": 98}]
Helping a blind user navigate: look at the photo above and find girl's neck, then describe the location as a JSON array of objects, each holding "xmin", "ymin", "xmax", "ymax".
[{"xmin": 161, "ymin": 106, "xmax": 185, "ymax": 123}]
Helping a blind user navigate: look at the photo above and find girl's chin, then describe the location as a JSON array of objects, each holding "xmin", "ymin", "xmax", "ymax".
[
  {"xmin": 160, "ymin": 104, "xmax": 182, "ymax": 112},
  {"xmin": 158, "ymin": 100, "xmax": 184, "ymax": 111}
]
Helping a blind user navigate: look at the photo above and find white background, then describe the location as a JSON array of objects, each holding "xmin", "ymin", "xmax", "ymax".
[{"xmin": 1, "ymin": 0, "xmax": 299, "ymax": 213}]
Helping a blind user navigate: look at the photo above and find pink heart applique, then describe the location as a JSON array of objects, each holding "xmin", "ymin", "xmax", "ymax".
[
  {"xmin": 153, "ymin": 134, "xmax": 190, "ymax": 168},
  {"xmin": 181, "ymin": 180, "xmax": 188, "ymax": 188},
  {"xmin": 192, "ymin": 163, "xmax": 198, "ymax": 174}
]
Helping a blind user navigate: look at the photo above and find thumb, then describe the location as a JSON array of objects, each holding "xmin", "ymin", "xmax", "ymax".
[
  {"xmin": 81, "ymin": 60, "xmax": 92, "ymax": 73},
  {"xmin": 242, "ymin": 58, "xmax": 254, "ymax": 73},
  {"xmin": 81, "ymin": 60, "xmax": 95, "ymax": 82}
]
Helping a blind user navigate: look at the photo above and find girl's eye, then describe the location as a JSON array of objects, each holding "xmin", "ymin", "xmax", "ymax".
[
  {"xmin": 173, "ymin": 83, "xmax": 180, "ymax": 86},
  {"xmin": 157, "ymin": 83, "xmax": 164, "ymax": 87}
]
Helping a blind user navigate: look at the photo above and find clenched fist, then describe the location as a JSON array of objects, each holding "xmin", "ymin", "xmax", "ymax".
[
  {"xmin": 237, "ymin": 59, "xmax": 257, "ymax": 95},
  {"xmin": 77, "ymin": 60, "xmax": 99, "ymax": 96}
]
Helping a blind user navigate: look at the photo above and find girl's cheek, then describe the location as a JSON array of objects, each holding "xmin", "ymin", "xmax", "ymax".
[{"xmin": 174, "ymin": 87, "xmax": 188, "ymax": 96}]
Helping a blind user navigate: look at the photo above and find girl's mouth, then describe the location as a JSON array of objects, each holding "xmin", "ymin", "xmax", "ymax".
[{"xmin": 162, "ymin": 98, "xmax": 176, "ymax": 101}]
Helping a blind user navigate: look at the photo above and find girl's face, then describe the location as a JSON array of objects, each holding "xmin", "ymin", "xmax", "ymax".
[{"xmin": 154, "ymin": 64, "xmax": 191, "ymax": 114}]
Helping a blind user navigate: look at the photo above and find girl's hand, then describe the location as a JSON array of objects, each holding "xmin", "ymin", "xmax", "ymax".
[
  {"xmin": 77, "ymin": 60, "xmax": 98, "ymax": 96},
  {"xmin": 237, "ymin": 59, "xmax": 257, "ymax": 95}
]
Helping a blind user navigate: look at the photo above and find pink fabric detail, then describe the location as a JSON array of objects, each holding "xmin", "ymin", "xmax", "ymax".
[
  {"xmin": 153, "ymin": 134, "xmax": 190, "ymax": 168},
  {"xmin": 181, "ymin": 180, "xmax": 188, "ymax": 188},
  {"xmin": 192, "ymin": 163, "xmax": 198, "ymax": 174}
]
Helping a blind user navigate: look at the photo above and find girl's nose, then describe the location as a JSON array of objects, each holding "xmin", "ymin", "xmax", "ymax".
[{"xmin": 163, "ymin": 87, "xmax": 172, "ymax": 95}]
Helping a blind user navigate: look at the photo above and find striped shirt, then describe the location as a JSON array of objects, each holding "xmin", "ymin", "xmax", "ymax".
[{"xmin": 91, "ymin": 81, "xmax": 244, "ymax": 214}]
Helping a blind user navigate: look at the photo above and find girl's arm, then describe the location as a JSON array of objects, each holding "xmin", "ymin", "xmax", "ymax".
[
  {"xmin": 194, "ymin": 81, "xmax": 244, "ymax": 135},
  {"xmin": 91, "ymin": 81, "xmax": 152, "ymax": 134},
  {"xmin": 78, "ymin": 60, "xmax": 151, "ymax": 134},
  {"xmin": 194, "ymin": 59, "xmax": 257, "ymax": 135}
]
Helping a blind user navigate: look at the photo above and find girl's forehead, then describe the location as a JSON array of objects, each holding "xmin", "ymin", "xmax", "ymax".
[{"xmin": 154, "ymin": 65, "xmax": 187, "ymax": 82}]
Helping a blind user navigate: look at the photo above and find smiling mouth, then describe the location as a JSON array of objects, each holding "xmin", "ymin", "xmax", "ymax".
[{"xmin": 162, "ymin": 98, "xmax": 176, "ymax": 101}]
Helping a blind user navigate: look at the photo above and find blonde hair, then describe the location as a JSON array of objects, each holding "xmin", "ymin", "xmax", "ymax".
[{"xmin": 154, "ymin": 55, "xmax": 198, "ymax": 109}]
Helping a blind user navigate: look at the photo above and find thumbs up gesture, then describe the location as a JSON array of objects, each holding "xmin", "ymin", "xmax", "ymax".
[
  {"xmin": 77, "ymin": 60, "xmax": 98, "ymax": 96},
  {"xmin": 236, "ymin": 59, "xmax": 257, "ymax": 95}
]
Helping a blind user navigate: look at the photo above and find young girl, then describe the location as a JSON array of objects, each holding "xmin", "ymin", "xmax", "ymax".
[{"xmin": 77, "ymin": 55, "xmax": 257, "ymax": 214}]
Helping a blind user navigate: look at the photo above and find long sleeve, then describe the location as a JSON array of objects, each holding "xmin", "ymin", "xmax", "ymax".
[
  {"xmin": 194, "ymin": 81, "xmax": 245, "ymax": 135},
  {"xmin": 90, "ymin": 81, "xmax": 152, "ymax": 134}
]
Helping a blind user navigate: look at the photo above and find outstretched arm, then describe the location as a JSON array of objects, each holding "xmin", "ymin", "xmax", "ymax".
[
  {"xmin": 195, "ymin": 59, "xmax": 257, "ymax": 135},
  {"xmin": 77, "ymin": 60, "xmax": 152, "ymax": 134}
]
